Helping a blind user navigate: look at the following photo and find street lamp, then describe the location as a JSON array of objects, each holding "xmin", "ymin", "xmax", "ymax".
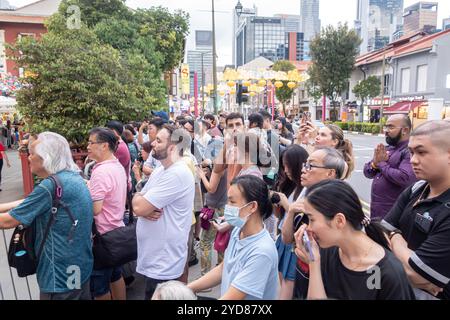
[
  {"xmin": 211, "ymin": 0, "xmax": 218, "ymax": 115},
  {"xmin": 235, "ymin": 1, "xmax": 243, "ymax": 17}
]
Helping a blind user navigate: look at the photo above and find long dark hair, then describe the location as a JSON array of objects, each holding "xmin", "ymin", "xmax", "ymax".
[
  {"xmin": 231, "ymin": 175, "xmax": 273, "ymax": 220},
  {"xmin": 305, "ymin": 180, "xmax": 390, "ymax": 249},
  {"xmin": 275, "ymin": 145, "xmax": 309, "ymax": 200}
]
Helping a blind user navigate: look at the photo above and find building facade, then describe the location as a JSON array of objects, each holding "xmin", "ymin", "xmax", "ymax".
[
  {"xmin": 0, "ymin": 0, "xmax": 62, "ymax": 76},
  {"xmin": 232, "ymin": 2, "xmax": 257, "ymax": 67},
  {"xmin": 235, "ymin": 14, "xmax": 302, "ymax": 67},
  {"xmin": 355, "ymin": 0, "xmax": 404, "ymax": 54},
  {"xmin": 299, "ymin": 0, "xmax": 320, "ymax": 41},
  {"xmin": 403, "ymin": 2, "xmax": 438, "ymax": 36},
  {"xmin": 443, "ymin": 17, "xmax": 450, "ymax": 30},
  {"xmin": 349, "ymin": 29, "xmax": 450, "ymax": 124}
]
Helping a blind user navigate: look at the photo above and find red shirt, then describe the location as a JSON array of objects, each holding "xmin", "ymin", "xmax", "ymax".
[{"xmin": 0, "ymin": 142, "xmax": 5, "ymax": 159}]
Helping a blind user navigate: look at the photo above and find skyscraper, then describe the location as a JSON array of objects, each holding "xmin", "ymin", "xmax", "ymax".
[
  {"xmin": 299, "ymin": 0, "xmax": 321, "ymax": 41},
  {"xmin": 235, "ymin": 15, "xmax": 302, "ymax": 67},
  {"xmin": 403, "ymin": 2, "xmax": 438, "ymax": 36},
  {"xmin": 232, "ymin": 2, "xmax": 257, "ymax": 67},
  {"xmin": 355, "ymin": 0, "xmax": 404, "ymax": 54}
]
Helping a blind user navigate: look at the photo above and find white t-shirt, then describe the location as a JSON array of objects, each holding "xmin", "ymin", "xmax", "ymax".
[{"xmin": 136, "ymin": 161, "xmax": 195, "ymax": 280}]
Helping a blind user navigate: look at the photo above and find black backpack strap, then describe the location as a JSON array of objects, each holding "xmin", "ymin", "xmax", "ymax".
[
  {"xmin": 35, "ymin": 175, "xmax": 61, "ymax": 261},
  {"xmin": 50, "ymin": 175, "xmax": 78, "ymax": 242}
]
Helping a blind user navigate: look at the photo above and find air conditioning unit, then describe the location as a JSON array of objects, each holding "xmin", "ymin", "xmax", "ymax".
[{"xmin": 430, "ymin": 43, "xmax": 438, "ymax": 54}]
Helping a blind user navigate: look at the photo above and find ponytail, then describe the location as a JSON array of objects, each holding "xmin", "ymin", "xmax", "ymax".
[
  {"xmin": 337, "ymin": 139, "xmax": 354, "ymax": 179},
  {"xmin": 305, "ymin": 180, "xmax": 390, "ymax": 249},
  {"xmin": 364, "ymin": 220, "xmax": 391, "ymax": 250}
]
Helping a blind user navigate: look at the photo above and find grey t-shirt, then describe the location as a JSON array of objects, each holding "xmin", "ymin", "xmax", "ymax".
[{"xmin": 205, "ymin": 170, "xmax": 228, "ymax": 209}]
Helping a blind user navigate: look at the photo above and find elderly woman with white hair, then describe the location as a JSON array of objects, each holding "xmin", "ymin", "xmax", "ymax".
[
  {"xmin": 0, "ymin": 132, "xmax": 94, "ymax": 300},
  {"xmin": 152, "ymin": 281, "xmax": 197, "ymax": 300}
]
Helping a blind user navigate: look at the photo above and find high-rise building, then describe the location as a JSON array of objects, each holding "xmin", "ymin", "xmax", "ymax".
[
  {"xmin": 300, "ymin": 0, "xmax": 321, "ymax": 41},
  {"xmin": 443, "ymin": 17, "xmax": 450, "ymax": 30},
  {"xmin": 403, "ymin": 2, "xmax": 438, "ymax": 36},
  {"xmin": 355, "ymin": 0, "xmax": 404, "ymax": 54},
  {"xmin": 235, "ymin": 15, "xmax": 302, "ymax": 67},
  {"xmin": 187, "ymin": 50, "xmax": 213, "ymax": 97},
  {"xmin": 232, "ymin": 1, "xmax": 257, "ymax": 66}
]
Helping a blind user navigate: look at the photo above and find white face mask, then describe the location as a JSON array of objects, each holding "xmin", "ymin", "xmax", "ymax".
[{"xmin": 224, "ymin": 202, "xmax": 253, "ymax": 228}]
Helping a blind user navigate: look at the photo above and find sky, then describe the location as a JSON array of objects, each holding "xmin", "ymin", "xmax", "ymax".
[{"xmin": 7, "ymin": 0, "xmax": 450, "ymax": 66}]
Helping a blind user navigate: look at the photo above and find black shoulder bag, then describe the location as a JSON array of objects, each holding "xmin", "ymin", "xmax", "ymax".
[
  {"xmin": 92, "ymin": 193, "xmax": 137, "ymax": 270},
  {"xmin": 8, "ymin": 175, "xmax": 78, "ymax": 278}
]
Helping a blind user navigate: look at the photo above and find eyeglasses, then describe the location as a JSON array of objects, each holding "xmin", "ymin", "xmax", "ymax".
[
  {"xmin": 87, "ymin": 141, "xmax": 105, "ymax": 145},
  {"xmin": 383, "ymin": 125, "xmax": 404, "ymax": 131},
  {"xmin": 303, "ymin": 162, "xmax": 331, "ymax": 171}
]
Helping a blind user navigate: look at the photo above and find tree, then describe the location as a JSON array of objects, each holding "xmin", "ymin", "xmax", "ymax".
[
  {"xmin": 8, "ymin": 0, "xmax": 189, "ymax": 145},
  {"xmin": 10, "ymin": 27, "xmax": 162, "ymax": 146},
  {"xmin": 272, "ymin": 60, "xmax": 296, "ymax": 117},
  {"xmin": 309, "ymin": 23, "xmax": 362, "ymax": 120},
  {"xmin": 134, "ymin": 7, "xmax": 190, "ymax": 72},
  {"xmin": 352, "ymin": 76, "xmax": 381, "ymax": 121}
]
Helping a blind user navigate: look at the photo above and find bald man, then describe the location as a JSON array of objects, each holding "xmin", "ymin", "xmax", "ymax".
[
  {"xmin": 382, "ymin": 120, "xmax": 450, "ymax": 300},
  {"xmin": 364, "ymin": 114, "xmax": 417, "ymax": 219}
]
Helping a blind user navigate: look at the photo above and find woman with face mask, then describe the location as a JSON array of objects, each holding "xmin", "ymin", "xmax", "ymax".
[
  {"xmin": 188, "ymin": 175, "xmax": 278, "ymax": 300},
  {"xmin": 293, "ymin": 180, "xmax": 415, "ymax": 300}
]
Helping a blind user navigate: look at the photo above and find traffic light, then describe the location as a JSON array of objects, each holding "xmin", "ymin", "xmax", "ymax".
[{"xmin": 236, "ymin": 84, "xmax": 249, "ymax": 105}]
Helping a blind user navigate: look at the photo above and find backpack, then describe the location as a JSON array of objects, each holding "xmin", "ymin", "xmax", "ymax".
[{"xmin": 8, "ymin": 175, "xmax": 78, "ymax": 278}]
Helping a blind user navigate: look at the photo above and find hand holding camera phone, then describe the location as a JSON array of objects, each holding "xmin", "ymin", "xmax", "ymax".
[{"xmin": 302, "ymin": 232, "xmax": 315, "ymax": 262}]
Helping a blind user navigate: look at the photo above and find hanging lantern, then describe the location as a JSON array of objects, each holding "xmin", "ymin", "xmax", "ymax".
[
  {"xmin": 219, "ymin": 91, "xmax": 225, "ymax": 96},
  {"xmin": 274, "ymin": 81, "xmax": 283, "ymax": 88},
  {"xmin": 249, "ymin": 91, "xmax": 256, "ymax": 97},
  {"xmin": 230, "ymin": 89, "xmax": 236, "ymax": 95},
  {"xmin": 227, "ymin": 81, "xmax": 236, "ymax": 87},
  {"xmin": 243, "ymin": 80, "xmax": 252, "ymax": 87},
  {"xmin": 258, "ymin": 79, "xmax": 266, "ymax": 87},
  {"xmin": 287, "ymin": 82, "xmax": 297, "ymax": 89}
]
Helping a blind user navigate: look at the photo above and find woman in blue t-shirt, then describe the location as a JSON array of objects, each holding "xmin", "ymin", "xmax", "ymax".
[
  {"xmin": 188, "ymin": 175, "xmax": 278, "ymax": 300},
  {"xmin": 294, "ymin": 180, "xmax": 415, "ymax": 300}
]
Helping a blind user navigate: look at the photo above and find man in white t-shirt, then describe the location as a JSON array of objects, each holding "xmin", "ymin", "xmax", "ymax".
[{"xmin": 132, "ymin": 124, "xmax": 195, "ymax": 300}]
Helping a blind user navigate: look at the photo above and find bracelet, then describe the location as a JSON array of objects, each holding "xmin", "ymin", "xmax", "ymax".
[
  {"xmin": 370, "ymin": 162, "xmax": 378, "ymax": 170},
  {"xmin": 389, "ymin": 230, "xmax": 402, "ymax": 240}
]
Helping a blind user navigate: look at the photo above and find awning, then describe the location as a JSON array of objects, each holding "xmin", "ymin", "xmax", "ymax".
[{"xmin": 384, "ymin": 100, "xmax": 426, "ymax": 114}]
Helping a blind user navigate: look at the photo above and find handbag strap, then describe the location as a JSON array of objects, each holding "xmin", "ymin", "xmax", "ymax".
[{"xmin": 35, "ymin": 175, "xmax": 63, "ymax": 261}]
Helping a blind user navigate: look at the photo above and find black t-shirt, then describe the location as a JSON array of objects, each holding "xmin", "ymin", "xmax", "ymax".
[
  {"xmin": 384, "ymin": 183, "xmax": 450, "ymax": 300},
  {"xmin": 320, "ymin": 247, "xmax": 415, "ymax": 300}
]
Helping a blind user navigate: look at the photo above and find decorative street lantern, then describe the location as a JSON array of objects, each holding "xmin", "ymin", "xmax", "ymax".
[
  {"xmin": 287, "ymin": 81, "xmax": 297, "ymax": 89},
  {"xmin": 227, "ymin": 81, "xmax": 236, "ymax": 87},
  {"xmin": 258, "ymin": 79, "xmax": 266, "ymax": 87},
  {"xmin": 243, "ymin": 80, "xmax": 252, "ymax": 87},
  {"xmin": 274, "ymin": 81, "xmax": 283, "ymax": 89}
]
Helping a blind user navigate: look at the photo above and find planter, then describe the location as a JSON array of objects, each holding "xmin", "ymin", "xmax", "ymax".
[{"xmin": 19, "ymin": 149, "xmax": 34, "ymax": 197}]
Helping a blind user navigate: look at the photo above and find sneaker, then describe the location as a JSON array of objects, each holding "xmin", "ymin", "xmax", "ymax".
[
  {"xmin": 188, "ymin": 257, "xmax": 199, "ymax": 267},
  {"xmin": 193, "ymin": 238, "xmax": 201, "ymax": 251}
]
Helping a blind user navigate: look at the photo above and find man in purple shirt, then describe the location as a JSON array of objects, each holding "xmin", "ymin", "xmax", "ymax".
[{"xmin": 364, "ymin": 114, "xmax": 416, "ymax": 219}]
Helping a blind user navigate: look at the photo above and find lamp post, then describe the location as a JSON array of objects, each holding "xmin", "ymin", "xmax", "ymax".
[{"xmin": 211, "ymin": 0, "xmax": 218, "ymax": 115}]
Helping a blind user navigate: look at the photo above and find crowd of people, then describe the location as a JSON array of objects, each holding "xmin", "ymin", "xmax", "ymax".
[{"xmin": 0, "ymin": 109, "xmax": 449, "ymax": 301}]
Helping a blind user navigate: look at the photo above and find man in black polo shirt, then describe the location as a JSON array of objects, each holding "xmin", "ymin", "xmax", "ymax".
[{"xmin": 382, "ymin": 120, "xmax": 450, "ymax": 300}]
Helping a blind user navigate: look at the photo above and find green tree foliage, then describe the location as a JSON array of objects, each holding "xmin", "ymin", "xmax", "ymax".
[
  {"xmin": 9, "ymin": 0, "xmax": 189, "ymax": 145},
  {"xmin": 353, "ymin": 76, "xmax": 381, "ymax": 103},
  {"xmin": 272, "ymin": 60, "xmax": 296, "ymax": 116},
  {"xmin": 309, "ymin": 23, "xmax": 362, "ymax": 113}
]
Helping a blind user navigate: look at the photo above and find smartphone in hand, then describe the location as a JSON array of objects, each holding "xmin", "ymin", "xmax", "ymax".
[{"xmin": 302, "ymin": 232, "xmax": 315, "ymax": 261}]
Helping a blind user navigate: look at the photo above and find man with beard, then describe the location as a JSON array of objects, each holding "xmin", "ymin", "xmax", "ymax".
[
  {"xmin": 132, "ymin": 125, "xmax": 195, "ymax": 299},
  {"xmin": 363, "ymin": 114, "xmax": 416, "ymax": 219}
]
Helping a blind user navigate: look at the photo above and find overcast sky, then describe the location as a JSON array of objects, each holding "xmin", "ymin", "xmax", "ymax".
[{"xmin": 8, "ymin": 0, "xmax": 450, "ymax": 66}]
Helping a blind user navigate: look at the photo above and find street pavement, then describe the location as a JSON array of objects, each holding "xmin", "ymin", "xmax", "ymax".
[{"xmin": 0, "ymin": 133, "xmax": 385, "ymax": 300}]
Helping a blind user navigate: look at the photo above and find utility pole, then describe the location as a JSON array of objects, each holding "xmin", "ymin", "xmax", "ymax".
[
  {"xmin": 212, "ymin": 0, "xmax": 218, "ymax": 115},
  {"xmin": 379, "ymin": 53, "xmax": 386, "ymax": 129},
  {"xmin": 201, "ymin": 53, "xmax": 205, "ymax": 116}
]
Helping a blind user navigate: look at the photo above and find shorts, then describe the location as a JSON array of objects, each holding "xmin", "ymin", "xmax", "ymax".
[
  {"xmin": 276, "ymin": 235, "xmax": 297, "ymax": 281},
  {"xmin": 90, "ymin": 266, "xmax": 123, "ymax": 297}
]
